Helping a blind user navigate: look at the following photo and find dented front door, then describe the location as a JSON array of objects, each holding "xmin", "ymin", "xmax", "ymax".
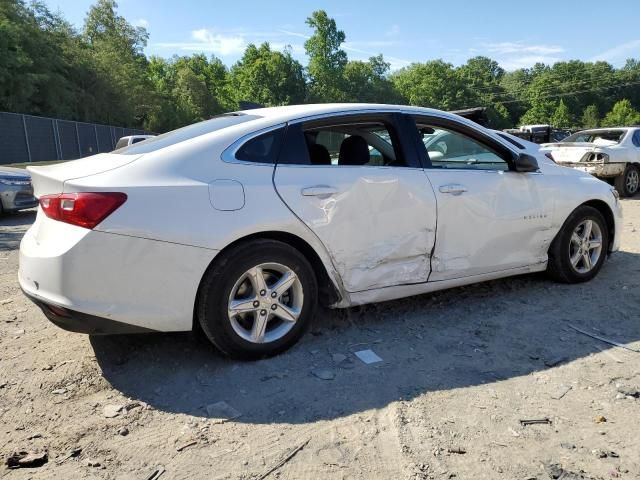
[{"xmin": 274, "ymin": 165, "xmax": 437, "ymax": 292}]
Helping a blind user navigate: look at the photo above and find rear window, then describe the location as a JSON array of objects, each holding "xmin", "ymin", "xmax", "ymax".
[
  {"xmin": 115, "ymin": 113, "xmax": 260, "ymax": 155},
  {"xmin": 114, "ymin": 137, "xmax": 129, "ymax": 149},
  {"xmin": 564, "ymin": 130, "xmax": 626, "ymax": 144}
]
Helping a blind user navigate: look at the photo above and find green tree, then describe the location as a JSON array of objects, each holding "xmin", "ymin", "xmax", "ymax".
[
  {"xmin": 228, "ymin": 43, "xmax": 306, "ymax": 107},
  {"xmin": 304, "ymin": 10, "xmax": 347, "ymax": 102},
  {"xmin": 392, "ymin": 60, "xmax": 472, "ymax": 110},
  {"xmin": 551, "ymin": 99, "xmax": 572, "ymax": 128},
  {"xmin": 83, "ymin": 0, "xmax": 151, "ymax": 126},
  {"xmin": 581, "ymin": 105, "xmax": 600, "ymax": 129},
  {"xmin": 602, "ymin": 99, "xmax": 640, "ymax": 127},
  {"xmin": 342, "ymin": 55, "xmax": 397, "ymax": 103}
]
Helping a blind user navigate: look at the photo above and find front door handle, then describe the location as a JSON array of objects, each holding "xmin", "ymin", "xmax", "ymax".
[
  {"xmin": 301, "ymin": 186, "xmax": 339, "ymax": 197},
  {"xmin": 439, "ymin": 184, "xmax": 467, "ymax": 195}
]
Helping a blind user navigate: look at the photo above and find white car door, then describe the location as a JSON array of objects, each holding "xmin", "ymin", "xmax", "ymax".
[
  {"xmin": 273, "ymin": 113, "xmax": 437, "ymax": 293},
  {"xmin": 411, "ymin": 115, "xmax": 554, "ymax": 281}
]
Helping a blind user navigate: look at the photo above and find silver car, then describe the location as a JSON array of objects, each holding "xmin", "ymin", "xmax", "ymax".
[{"xmin": 0, "ymin": 166, "xmax": 38, "ymax": 214}]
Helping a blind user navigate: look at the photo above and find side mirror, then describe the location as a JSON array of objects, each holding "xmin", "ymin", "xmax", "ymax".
[{"xmin": 514, "ymin": 153, "xmax": 539, "ymax": 172}]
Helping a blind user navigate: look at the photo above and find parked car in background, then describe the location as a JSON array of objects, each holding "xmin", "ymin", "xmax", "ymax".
[
  {"xmin": 114, "ymin": 135, "xmax": 155, "ymax": 150},
  {"xmin": 0, "ymin": 166, "xmax": 38, "ymax": 214},
  {"xmin": 20, "ymin": 104, "xmax": 622, "ymax": 359},
  {"xmin": 504, "ymin": 125, "xmax": 571, "ymax": 144},
  {"xmin": 541, "ymin": 127, "xmax": 640, "ymax": 197}
]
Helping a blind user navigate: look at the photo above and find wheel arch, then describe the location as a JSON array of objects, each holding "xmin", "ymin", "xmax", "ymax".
[
  {"xmin": 192, "ymin": 230, "xmax": 343, "ymax": 330},
  {"xmin": 580, "ymin": 199, "xmax": 616, "ymax": 254}
]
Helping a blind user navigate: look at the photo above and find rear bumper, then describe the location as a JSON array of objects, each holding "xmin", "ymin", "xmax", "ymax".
[
  {"xmin": 22, "ymin": 288, "xmax": 155, "ymax": 334},
  {"xmin": 19, "ymin": 213, "xmax": 218, "ymax": 332},
  {"xmin": 557, "ymin": 162, "xmax": 626, "ymax": 178}
]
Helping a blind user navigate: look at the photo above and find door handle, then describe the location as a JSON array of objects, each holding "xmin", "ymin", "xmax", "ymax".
[
  {"xmin": 439, "ymin": 184, "xmax": 467, "ymax": 195},
  {"xmin": 301, "ymin": 186, "xmax": 339, "ymax": 197}
]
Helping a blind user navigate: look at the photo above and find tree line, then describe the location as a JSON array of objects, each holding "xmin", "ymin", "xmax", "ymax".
[{"xmin": 2, "ymin": 0, "xmax": 640, "ymax": 133}]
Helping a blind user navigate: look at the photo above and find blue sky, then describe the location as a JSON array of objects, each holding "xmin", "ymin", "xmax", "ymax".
[{"xmin": 44, "ymin": 0, "xmax": 640, "ymax": 71}]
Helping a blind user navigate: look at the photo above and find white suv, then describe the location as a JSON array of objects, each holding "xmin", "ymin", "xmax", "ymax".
[{"xmin": 541, "ymin": 127, "xmax": 640, "ymax": 197}]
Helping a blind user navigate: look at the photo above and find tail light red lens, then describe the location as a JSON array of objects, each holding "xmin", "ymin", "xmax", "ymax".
[{"xmin": 39, "ymin": 192, "xmax": 127, "ymax": 229}]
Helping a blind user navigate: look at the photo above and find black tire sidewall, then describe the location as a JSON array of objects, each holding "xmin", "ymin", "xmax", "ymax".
[
  {"xmin": 616, "ymin": 165, "xmax": 639, "ymax": 197},
  {"xmin": 198, "ymin": 240, "xmax": 318, "ymax": 359},
  {"xmin": 552, "ymin": 206, "xmax": 609, "ymax": 283}
]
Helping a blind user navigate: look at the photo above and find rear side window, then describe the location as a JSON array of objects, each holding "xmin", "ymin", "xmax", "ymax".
[
  {"xmin": 235, "ymin": 128, "xmax": 284, "ymax": 163},
  {"xmin": 633, "ymin": 130, "xmax": 640, "ymax": 147},
  {"xmin": 131, "ymin": 137, "xmax": 146, "ymax": 144}
]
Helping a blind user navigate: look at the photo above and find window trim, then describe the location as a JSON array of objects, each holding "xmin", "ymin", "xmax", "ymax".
[
  {"xmin": 410, "ymin": 114, "xmax": 518, "ymax": 171},
  {"xmin": 221, "ymin": 122, "xmax": 286, "ymax": 165}
]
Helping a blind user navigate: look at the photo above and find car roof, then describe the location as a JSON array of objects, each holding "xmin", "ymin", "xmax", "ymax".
[{"xmin": 235, "ymin": 103, "xmax": 466, "ymax": 124}]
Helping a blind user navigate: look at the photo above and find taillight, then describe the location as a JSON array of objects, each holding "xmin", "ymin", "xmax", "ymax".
[
  {"xmin": 544, "ymin": 152, "xmax": 556, "ymax": 163},
  {"xmin": 39, "ymin": 192, "xmax": 127, "ymax": 229}
]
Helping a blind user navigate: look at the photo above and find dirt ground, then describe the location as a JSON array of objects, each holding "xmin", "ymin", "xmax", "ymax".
[{"xmin": 1, "ymin": 200, "xmax": 639, "ymax": 480}]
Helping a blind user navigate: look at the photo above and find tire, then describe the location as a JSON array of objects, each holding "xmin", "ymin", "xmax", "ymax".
[
  {"xmin": 197, "ymin": 239, "xmax": 318, "ymax": 360},
  {"xmin": 547, "ymin": 205, "xmax": 609, "ymax": 283},
  {"xmin": 614, "ymin": 164, "xmax": 640, "ymax": 197}
]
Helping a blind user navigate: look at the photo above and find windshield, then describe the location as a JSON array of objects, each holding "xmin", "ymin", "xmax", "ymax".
[
  {"xmin": 114, "ymin": 113, "xmax": 260, "ymax": 155},
  {"xmin": 563, "ymin": 130, "xmax": 626, "ymax": 144}
]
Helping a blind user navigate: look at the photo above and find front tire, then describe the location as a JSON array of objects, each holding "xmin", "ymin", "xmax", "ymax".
[
  {"xmin": 547, "ymin": 205, "xmax": 609, "ymax": 283},
  {"xmin": 614, "ymin": 164, "xmax": 639, "ymax": 197},
  {"xmin": 197, "ymin": 239, "xmax": 318, "ymax": 360}
]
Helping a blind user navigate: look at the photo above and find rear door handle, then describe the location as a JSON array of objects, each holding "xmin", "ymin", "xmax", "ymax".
[
  {"xmin": 301, "ymin": 186, "xmax": 339, "ymax": 197},
  {"xmin": 439, "ymin": 184, "xmax": 467, "ymax": 195}
]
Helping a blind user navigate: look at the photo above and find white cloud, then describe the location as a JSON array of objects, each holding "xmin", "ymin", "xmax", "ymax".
[
  {"xmin": 135, "ymin": 18, "xmax": 149, "ymax": 28},
  {"xmin": 467, "ymin": 41, "xmax": 566, "ymax": 70},
  {"xmin": 385, "ymin": 24, "xmax": 400, "ymax": 37},
  {"xmin": 590, "ymin": 39, "xmax": 640, "ymax": 64},
  {"xmin": 155, "ymin": 29, "xmax": 246, "ymax": 56},
  {"xmin": 482, "ymin": 41, "xmax": 564, "ymax": 56}
]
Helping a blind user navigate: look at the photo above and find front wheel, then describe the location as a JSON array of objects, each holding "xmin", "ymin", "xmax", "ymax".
[
  {"xmin": 614, "ymin": 164, "xmax": 639, "ymax": 197},
  {"xmin": 197, "ymin": 239, "xmax": 318, "ymax": 360},
  {"xmin": 547, "ymin": 205, "xmax": 609, "ymax": 283}
]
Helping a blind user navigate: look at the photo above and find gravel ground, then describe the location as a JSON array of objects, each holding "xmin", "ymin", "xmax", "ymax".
[{"xmin": 1, "ymin": 200, "xmax": 639, "ymax": 480}]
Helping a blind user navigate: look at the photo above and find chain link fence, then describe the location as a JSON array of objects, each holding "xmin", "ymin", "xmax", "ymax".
[{"xmin": 0, "ymin": 111, "xmax": 153, "ymax": 165}]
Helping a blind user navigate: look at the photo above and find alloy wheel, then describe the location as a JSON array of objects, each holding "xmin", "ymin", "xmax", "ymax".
[
  {"xmin": 227, "ymin": 263, "xmax": 304, "ymax": 344},
  {"xmin": 569, "ymin": 219, "xmax": 603, "ymax": 274}
]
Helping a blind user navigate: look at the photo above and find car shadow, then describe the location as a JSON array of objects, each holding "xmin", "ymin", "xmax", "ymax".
[
  {"xmin": 0, "ymin": 210, "xmax": 36, "ymax": 251},
  {"xmin": 91, "ymin": 249, "xmax": 640, "ymax": 425}
]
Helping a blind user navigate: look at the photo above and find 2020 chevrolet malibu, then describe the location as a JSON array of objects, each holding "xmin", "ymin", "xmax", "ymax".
[{"xmin": 19, "ymin": 104, "xmax": 622, "ymax": 359}]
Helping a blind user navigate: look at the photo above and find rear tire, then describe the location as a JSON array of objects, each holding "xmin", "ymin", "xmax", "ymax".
[
  {"xmin": 197, "ymin": 239, "xmax": 318, "ymax": 360},
  {"xmin": 614, "ymin": 164, "xmax": 639, "ymax": 197},
  {"xmin": 547, "ymin": 205, "xmax": 609, "ymax": 283}
]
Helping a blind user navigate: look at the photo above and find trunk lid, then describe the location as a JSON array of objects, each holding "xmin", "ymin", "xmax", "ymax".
[
  {"xmin": 27, "ymin": 153, "xmax": 141, "ymax": 197},
  {"xmin": 541, "ymin": 142, "xmax": 598, "ymax": 163}
]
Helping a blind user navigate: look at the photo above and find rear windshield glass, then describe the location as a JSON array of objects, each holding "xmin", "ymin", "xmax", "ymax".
[
  {"xmin": 114, "ymin": 113, "xmax": 260, "ymax": 155},
  {"xmin": 563, "ymin": 130, "xmax": 626, "ymax": 144}
]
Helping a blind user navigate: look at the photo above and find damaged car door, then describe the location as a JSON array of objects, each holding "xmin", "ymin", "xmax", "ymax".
[
  {"xmin": 412, "ymin": 114, "xmax": 553, "ymax": 281},
  {"xmin": 273, "ymin": 112, "xmax": 437, "ymax": 293}
]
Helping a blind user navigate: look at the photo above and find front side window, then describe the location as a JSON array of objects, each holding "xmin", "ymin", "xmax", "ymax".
[
  {"xmin": 419, "ymin": 125, "xmax": 508, "ymax": 171},
  {"xmin": 633, "ymin": 130, "xmax": 640, "ymax": 147}
]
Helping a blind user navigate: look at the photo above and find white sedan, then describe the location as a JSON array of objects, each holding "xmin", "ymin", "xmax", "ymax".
[{"xmin": 19, "ymin": 104, "xmax": 622, "ymax": 359}]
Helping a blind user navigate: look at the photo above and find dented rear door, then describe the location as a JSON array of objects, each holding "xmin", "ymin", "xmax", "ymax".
[{"xmin": 273, "ymin": 113, "xmax": 437, "ymax": 293}]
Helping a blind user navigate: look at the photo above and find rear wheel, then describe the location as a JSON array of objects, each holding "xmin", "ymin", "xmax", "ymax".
[
  {"xmin": 197, "ymin": 239, "xmax": 318, "ymax": 360},
  {"xmin": 547, "ymin": 205, "xmax": 609, "ymax": 283},
  {"xmin": 614, "ymin": 164, "xmax": 639, "ymax": 197}
]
